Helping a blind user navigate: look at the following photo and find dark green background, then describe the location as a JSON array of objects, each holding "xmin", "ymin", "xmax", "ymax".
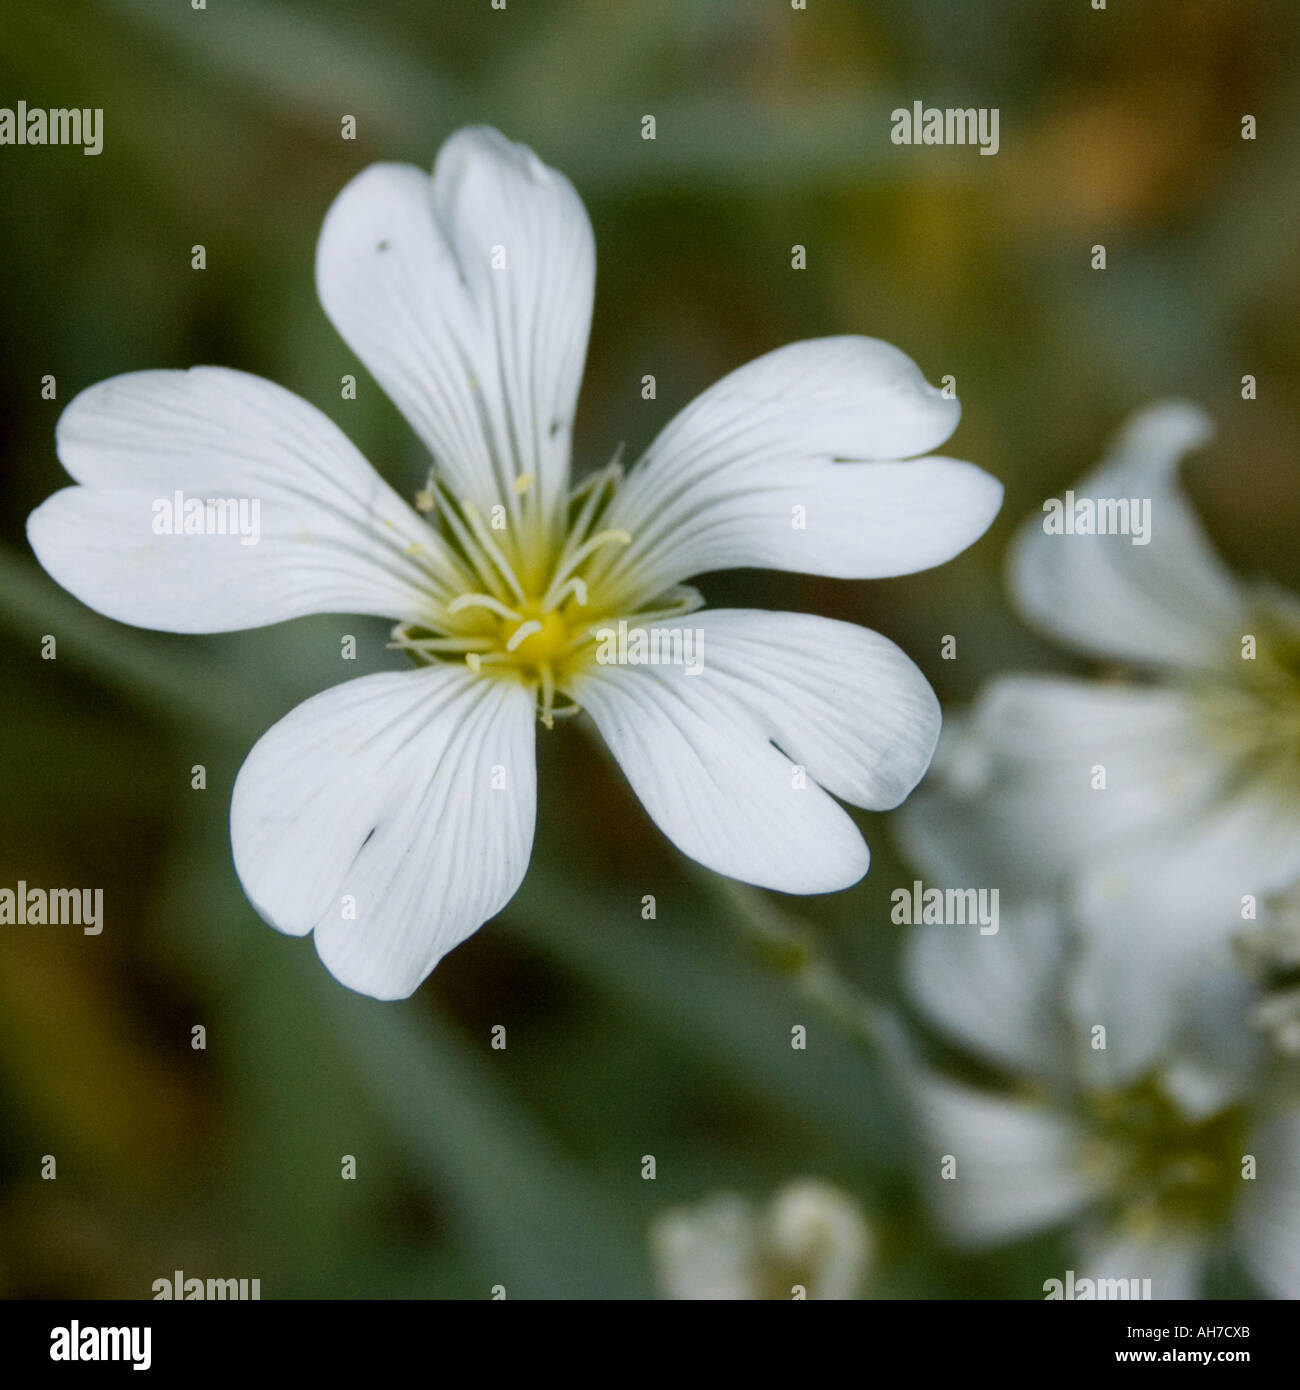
[{"xmin": 1, "ymin": 0, "xmax": 1297, "ymax": 1298}]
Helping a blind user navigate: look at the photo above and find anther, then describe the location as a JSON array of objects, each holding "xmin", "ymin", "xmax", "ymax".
[
  {"xmin": 447, "ymin": 593, "xmax": 522, "ymax": 623},
  {"xmin": 544, "ymin": 576, "xmax": 588, "ymax": 612}
]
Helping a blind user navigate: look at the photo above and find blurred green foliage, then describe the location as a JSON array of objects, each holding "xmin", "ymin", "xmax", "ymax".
[{"xmin": 1, "ymin": 0, "xmax": 1297, "ymax": 1298}]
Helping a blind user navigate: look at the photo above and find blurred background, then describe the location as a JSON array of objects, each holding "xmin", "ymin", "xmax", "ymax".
[{"xmin": 1, "ymin": 0, "xmax": 1298, "ymax": 1298}]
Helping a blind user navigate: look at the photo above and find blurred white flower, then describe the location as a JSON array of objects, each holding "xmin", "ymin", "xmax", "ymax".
[
  {"xmin": 27, "ymin": 126, "xmax": 1001, "ymax": 999},
  {"xmin": 905, "ymin": 901, "xmax": 1300, "ymax": 1299},
  {"xmin": 901, "ymin": 402, "xmax": 1300, "ymax": 1079},
  {"xmin": 1237, "ymin": 881, "xmax": 1300, "ymax": 1057},
  {"xmin": 650, "ymin": 1180, "xmax": 872, "ymax": 1300}
]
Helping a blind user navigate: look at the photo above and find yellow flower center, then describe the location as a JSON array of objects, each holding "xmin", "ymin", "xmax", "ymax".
[
  {"xmin": 1200, "ymin": 598, "xmax": 1300, "ymax": 793},
  {"xmin": 1082, "ymin": 1075, "xmax": 1248, "ymax": 1236},
  {"xmin": 387, "ymin": 459, "xmax": 703, "ymax": 727},
  {"xmin": 498, "ymin": 603, "xmax": 572, "ymax": 672}
]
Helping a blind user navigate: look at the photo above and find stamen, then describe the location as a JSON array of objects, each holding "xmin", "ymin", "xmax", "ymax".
[
  {"xmin": 447, "ymin": 592, "xmax": 522, "ymax": 623},
  {"xmin": 505, "ymin": 619, "xmax": 544, "ymax": 653},
  {"xmin": 558, "ymin": 462, "xmax": 622, "ymax": 568},
  {"xmin": 460, "ymin": 497, "xmax": 527, "ymax": 604},
  {"xmin": 560, "ymin": 586, "xmax": 704, "ymax": 654},
  {"xmin": 538, "ymin": 661, "xmax": 556, "ymax": 730},
  {"xmin": 387, "ymin": 635, "xmax": 496, "ymax": 654},
  {"xmin": 512, "ymin": 472, "xmax": 536, "ymax": 496},
  {"xmin": 561, "ymin": 527, "xmax": 632, "ymax": 570},
  {"xmin": 544, "ymin": 575, "xmax": 588, "ymax": 612},
  {"xmin": 427, "ymin": 480, "xmax": 511, "ymax": 603},
  {"xmin": 414, "ymin": 467, "xmax": 437, "ymax": 513},
  {"xmin": 568, "ymin": 454, "xmax": 624, "ymax": 505},
  {"xmin": 468, "ymin": 651, "xmax": 526, "ymax": 673},
  {"xmin": 632, "ymin": 585, "xmax": 706, "ymax": 622},
  {"xmin": 539, "ymin": 528, "xmax": 632, "ymax": 610}
]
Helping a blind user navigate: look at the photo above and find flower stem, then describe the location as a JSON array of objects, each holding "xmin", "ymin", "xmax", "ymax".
[{"xmin": 699, "ymin": 873, "xmax": 907, "ymax": 1064}]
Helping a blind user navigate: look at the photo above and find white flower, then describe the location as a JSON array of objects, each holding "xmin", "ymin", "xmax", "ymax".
[
  {"xmin": 1236, "ymin": 882, "xmax": 1300, "ymax": 1057},
  {"xmin": 650, "ymin": 1180, "xmax": 872, "ymax": 1300},
  {"xmin": 900, "ymin": 401, "xmax": 1300, "ymax": 1078},
  {"xmin": 904, "ymin": 901, "xmax": 1300, "ymax": 1299},
  {"xmin": 27, "ymin": 126, "xmax": 1001, "ymax": 999}
]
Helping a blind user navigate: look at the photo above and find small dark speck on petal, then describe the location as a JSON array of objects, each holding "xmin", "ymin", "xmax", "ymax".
[{"xmin": 376, "ymin": 240, "xmax": 390, "ymax": 252}]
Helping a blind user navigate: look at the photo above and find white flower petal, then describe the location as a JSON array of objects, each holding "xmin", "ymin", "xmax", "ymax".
[
  {"xmin": 584, "ymin": 337, "xmax": 1000, "ymax": 608},
  {"xmin": 667, "ymin": 609, "xmax": 941, "ymax": 809},
  {"xmin": 1236, "ymin": 1105, "xmax": 1300, "ymax": 1299},
  {"xmin": 231, "ymin": 665, "xmax": 536, "ymax": 1000},
  {"xmin": 316, "ymin": 128, "xmax": 594, "ymax": 526},
  {"xmin": 27, "ymin": 368, "xmax": 455, "ymax": 633},
  {"xmin": 651, "ymin": 1196, "xmax": 760, "ymax": 1301},
  {"xmin": 905, "ymin": 898, "xmax": 1071, "ymax": 1084},
  {"xmin": 914, "ymin": 1076, "xmax": 1095, "ymax": 1245},
  {"xmin": 1075, "ymin": 1229, "xmax": 1206, "ymax": 1300},
  {"xmin": 1008, "ymin": 400, "xmax": 1245, "ymax": 671},
  {"xmin": 766, "ymin": 1181, "xmax": 873, "ymax": 1300},
  {"xmin": 568, "ymin": 638, "xmax": 871, "ymax": 895},
  {"xmin": 900, "ymin": 675, "xmax": 1229, "ymax": 893},
  {"xmin": 1071, "ymin": 792, "xmax": 1300, "ymax": 1081},
  {"xmin": 892, "ymin": 711, "xmax": 1003, "ymax": 886}
]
